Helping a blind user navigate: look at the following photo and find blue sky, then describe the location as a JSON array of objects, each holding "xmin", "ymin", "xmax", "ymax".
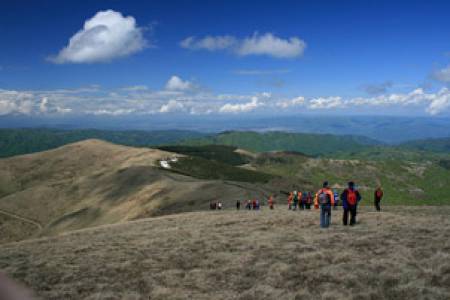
[{"xmin": 1, "ymin": 0, "xmax": 450, "ymax": 118}]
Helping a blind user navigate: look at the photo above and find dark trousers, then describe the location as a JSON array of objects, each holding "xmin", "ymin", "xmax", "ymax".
[
  {"xmin": 374, "ymin": 198, "xmax": 381, "ymax": 211},
  {"xmin": 343, "ymin": 205, "xmax": 357, "ymax": 225}
]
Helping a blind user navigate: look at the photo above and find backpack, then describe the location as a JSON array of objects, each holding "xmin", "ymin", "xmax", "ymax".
[
  {"xmin": 376, "ymin": 190, "xmax": 382, "ymax": 198},
  {"xmin": 318, "ymin": 190, "xmax": 331, "ymax": 205},
  {"xmin": 347, "ymin": 189, "xmax": 357, "ymax": 205}
]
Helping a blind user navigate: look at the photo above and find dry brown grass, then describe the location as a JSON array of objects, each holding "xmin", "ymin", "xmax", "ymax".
[
  {"xmin": 0, "ymin": 140, "xmax": 271, "ymax": 243},
  {"xmin": 1, "ymin": 206, "xmax": 449, "ymax": 299}
]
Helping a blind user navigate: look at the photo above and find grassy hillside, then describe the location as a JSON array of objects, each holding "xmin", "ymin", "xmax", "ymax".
[
  {"xmin": 183, "ymin": 131, "xmax": 381, "ymax": 157},
  {"xmin": 0, "ymin": 128, "xmax": 206, "ymax": 158},
  {"xmin": 0, "ymin": 140, "xmax": 278, "ymax": 243},
  {"xmin": 333, "ymin": 146, "xmax": 445, "ymax": 161},
  {"xmin": 158, "ymin": 145, "xmax": 249, "ymax": 166},
  {"xmin": 168, "ymin": 156, "xmax": 274, "ymax": 183},
  {"xmin": 252, "ymin": 151, "xmax": 450, "ymax": 205},
  {"xmin": 1, "ymin": 207, "xmax": 449, "ymax": 299},
  {"xmin": 399, "ymin": 137, "xmax": 450, "ymax": 153}
]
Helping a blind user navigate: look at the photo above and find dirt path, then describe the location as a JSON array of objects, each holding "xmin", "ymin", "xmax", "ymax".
[{"xmin": 0, "ymin": 209, "xmax": 42, "ymax": 230}]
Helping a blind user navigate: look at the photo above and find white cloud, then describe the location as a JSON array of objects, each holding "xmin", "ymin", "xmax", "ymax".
[
  {"xmin": 0, "ymin": 100, "xmax": 18, "ymax": 115},
  {"xmin": 426, "ymin": 88, "xmax": 450, "ymax": 115},
  {"xmin": 120, "ymin": 85, "xmax": 149, "ymax": 92},
  {"xmin": 0, "ymin": 90, "xmax": 34, "ymax": 115},
  {"xmin": 237, "ymin": 33, "xmax": 306, "ymax": 58},
  {"xmin": 350, "ymin": 88, "xmax": 431, "ymax": 107},
  {"xmin": 159, "ymin": 100, "xmax": 185, "ymax": 113},
  {"xmin": 39, "ymin": 97, "xmax": 49, "ymax": 113},
  {"xmin": 219, "ymin": 95, "xmax": 266, "ymax": 113},
  {"xmin": 49, "ymin": 10, "xmax": 147, "ymax": 64},
  {"xmin": 91, "ymin": 108, "xmax": 136, "ymax": 116},
  {"xmin": 433, "ymin": 65, "xmax": 450, "ymax": 82},
  {"xmin": 308, "ymin": 96, "xmax": 343, "ymax": 110},
  {"xmin": 55, "ymin": 106, "xmax": 72, "ymax": 114},
  {"xmin": 277, "ymin": 96, "xmax": 305, "ymax": 108},
  {"xmin": 0, "ymin": 99, "xmax": 34, "ymax": 115},
  {"xmin": 180, "ymin": 35, "xmax": 237, "ymax": 51},
  {"xmin": 180, "ymin": 33, "xmax": 306, "ymax": 58},
  {"xmin": 165, "ymin": 76, "xmax": 193, "ymax": 91},
  {"xmin": 1, "ymin": 81, "xmax": 450, "ymax": 117}
]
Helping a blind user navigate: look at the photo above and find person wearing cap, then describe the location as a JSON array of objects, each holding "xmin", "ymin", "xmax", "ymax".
[
  {"xmin": 314, "ymin": 181, "xmax": 335, "ymax": 228},
  {"xmin": 341, "ymin": 181, "xmax": 362, "ymax": 226}
]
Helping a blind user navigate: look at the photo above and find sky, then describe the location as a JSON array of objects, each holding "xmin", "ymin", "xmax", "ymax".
[{"xmin": 1, "ymin": 0, "xmax": 450, "ymax": 119}]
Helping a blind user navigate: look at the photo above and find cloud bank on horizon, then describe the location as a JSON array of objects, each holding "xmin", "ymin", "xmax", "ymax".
[
  {"xmin": 1, "ymin": 7, "xmax": 450, "ymax": 117},
  {"xmin": 1, "ymin": 75, "xmax": 449, "ymax": 116}
]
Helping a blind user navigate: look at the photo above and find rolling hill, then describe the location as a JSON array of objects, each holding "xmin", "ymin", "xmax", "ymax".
[
  {"xmin": 1, "ymin": 132, "xmax": 450, "ymax": 244},
  {"xmin": 251, "ymin": 151, "xmax": 450, "ymax": 205},
  {"xmin": 0, "ymin": 128, "xmax": 206, "ymax": 158},
  {"xmin": 0, "ymin": 140, "xmax": 280, "ymax": 243}
]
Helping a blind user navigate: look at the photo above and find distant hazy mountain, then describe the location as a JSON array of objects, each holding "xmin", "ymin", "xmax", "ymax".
[
  {"xmin": 2, "ymin": 114, "xmax": 449, "ymax": 143},
  {"xmin": 182, "ymin": 131, "xmax": 381, "ymax": 156}
]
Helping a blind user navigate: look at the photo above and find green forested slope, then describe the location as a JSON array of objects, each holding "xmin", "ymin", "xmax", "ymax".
[{"xmin": 0, "ymin": 128, "xmax": 205, "ymax": 157}]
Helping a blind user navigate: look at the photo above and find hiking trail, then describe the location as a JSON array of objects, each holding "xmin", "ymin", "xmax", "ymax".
[{"xmin": 0, "ymin": 209, "xmax": 43, "ymax": 231}]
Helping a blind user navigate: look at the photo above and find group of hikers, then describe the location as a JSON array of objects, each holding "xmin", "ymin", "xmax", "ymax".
[{"xmin": 210, "ymin": 181, "xmax": 384, "ymax": 228}]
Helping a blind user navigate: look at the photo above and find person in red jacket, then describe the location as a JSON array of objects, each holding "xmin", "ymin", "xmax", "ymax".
[
  {"xmin": 287, "ymin": 192, "xmax": 293, "ymax": 210},
  {"xmin": 374, "ymin": 186, "xmax": 383, "ymax": 211},
  {"xmin": 268, "ymin": 195, "xmax": 274, "ymax": 210},
  {"xmin": 341, "ymin": 181, "xmax": 362, "ymax": 226}
]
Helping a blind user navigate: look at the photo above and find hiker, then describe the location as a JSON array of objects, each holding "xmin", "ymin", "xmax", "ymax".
[
  {"xmin": 252, "ymin": 198, "xmax": 257, "ymax": 210},
  {"xmin": 287, "ymin": 192, "xmax": 293, "ymax": 210},
  {"xmin": 268, "ymin": 195, "xmax": 274, "ymax": 209},
  {"xmin": 246, "ymin": 199, "xmax": 252, "ymax": 210},
  {"xmin": 306, "ymin": 192, "xmax": 312, "ymax": 209},
  {"xmin": 333, "ymin": 189, "xmax": 339, "ymax": 210},
  {"xmin": 341, "ymin": 181, "xmax": 362, "ymax": 226},
  {"xmin": 210, "ymin": 201, "xmax": 216, "ymax": 210},
  {"xmin": 255, "ymin": 199, "xmax": 260, "ymax": 210},
  {"xmin": 314, "ymin": 181, "xmax": 335, "ymax": 228},
  {"xmin": 374, "ymin": 186, "xmax": 384, "ymax": 211},
  {"xmin": 217, "ymin": 201, "xmax": 223, "ymax": 210},
  {"xmin": 299, "ymin": 191, "xmax": 305, "ymax": 210},
  {"xmin": 236, "ymin": 200, "xmax": 241, "ymax": 210},
  {"xmin": 293, "ymin": 191, "xmax": 299, "ymax": 210}
]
